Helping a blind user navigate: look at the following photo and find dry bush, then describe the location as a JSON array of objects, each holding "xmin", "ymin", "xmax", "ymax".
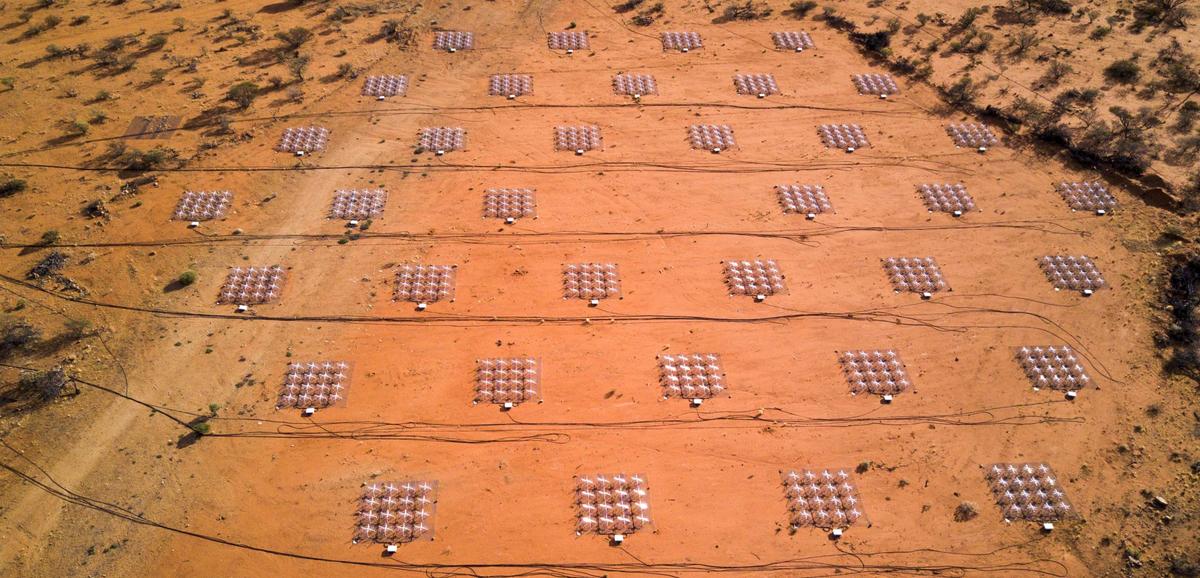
[
  {"xmin": 954, "ymin": 501, "xmax": 979, "ymax": 521},
  {"xmin": 0, "ymin": 320, "xmax": 41, "ymax": 358},
  {"xmin": 714, "ymin": 1, "xmax": 773, "ymax": 22}
]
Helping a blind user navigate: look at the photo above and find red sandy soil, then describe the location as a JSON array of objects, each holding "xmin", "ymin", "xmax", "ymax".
[{"xmin": 0, "ymin": 1, "xmax": 1196, "ymax": 577}]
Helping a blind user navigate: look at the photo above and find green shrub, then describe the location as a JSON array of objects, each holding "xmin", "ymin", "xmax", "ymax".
[
  {"xmin": 1104, "ymin": 59, "xmax": 1141, "ymax": 84},
  {"xmin": 226, "ymin": 81, "xmax": 259, "ymax": 109},
  {"xmin": 177, "ymin": 270, "xmax": 197, "ymax": 286},
  {"xmin": 0, "ymin": 178, "xmax": 27, "ymax": 197}
]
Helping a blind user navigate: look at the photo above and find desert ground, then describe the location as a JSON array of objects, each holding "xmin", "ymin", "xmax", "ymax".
[{"xmin": 0, "ymin": 0, "xmax": 1197, "ymax": 577}]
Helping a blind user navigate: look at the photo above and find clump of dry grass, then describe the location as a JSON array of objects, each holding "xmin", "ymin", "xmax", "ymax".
[{"xmin": 954, "ymin": 501, "xmax": 979, "ymax": 522}]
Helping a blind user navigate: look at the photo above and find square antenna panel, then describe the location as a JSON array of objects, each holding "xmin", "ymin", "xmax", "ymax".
[
  {"xmin": 330, "ymin": 189, "xmax": 388, "ymax": 220},
  {"xmin": 483, "ymin": 188, "xmax": 537, "ymax": 220},
  {"xmin": 217, "ymin": 266, "xmax": 286, "ymax": 305},
  {"xmin": 354, "ymin": 480, "xmax": 438, "ymax": 545},
  {"xmin": 1014, "ymin": 345, "xmax": 1092, "ymax": 391},
  {"xmin": 722, "ymin": 259, "xmax": 786, "ymax": 297},
  {"xmin": 984, "ymin": 463, "xmax": 1075, "ymax": 522},
  {"xmin": 393, "ymin": 264, "xmax": 457, "ymax": 303},
  {"xmin": 733, "ymin": 74, "xmax": 780, "ymax": 96},
  {"xmin": 277, "ymin": 360, "xmax": 351, "ymax": 409},
  {"xmin": 433, "ymin": 31, "xmax": 474, "ymax": 51},
  {"xmin": 573, "ymin": 474, "xmax": 652, "ymax": 537},
  {"xmin": 612, "ymin": 73, "xmax": 658, "ymax": 96},
  {"xmin": 688, "ymin": 124, "xmax": 736, "ymax": 151},
  {"xmin": 418, "ymin": 127, "xmax": 466, "ymax": 153},
  {"xmin": 362, "ymin": 75, "xmax": 409, "ymax": 97},
  {"xmin": 882, "ymin": 257, "xmax": 949, "ymax": 294},
  {"xmin": 947, "ymin": 122, "xmax": 997, "ymax": 149},
  {"xmin": 852, "ymin": 73, "xmax": 899, "ymax": 96},
  {"xmin": 818, "ymin": 124, "xmax": 869, "ymax": 150},
  {"xmin": 554, "ymin": 125, "xmax": 602, "ymax": 152},
  {"xmin": 837, "ymin": 349, "xmax": 912, "ymax": 396},
  {"xmin": 173, "ymin": 190, "xmax": 231, "ymax": 221},
  {"xmin": 661, "ymin": 31, "xmax": 702, "ymax": 51},
  {"xmin": 1056, "ymin": 181, "xmax": 1116, "ymax": 214},
  {"xmin": 562, "ymin": 263, "xmax": 621, "ymax": 300},
  {"xmin": 776, "ymin": 184, "xmax": 833, "ymax": 215},
  {"xmin": 474, "ymin": 357, "xmax": 540, "ymax": 405},
  {"xmin": 489, "ymin": 74, "xmax": 533, "ymax": 97},
  {"xmin": 277, "ymin": 126, "xmax": 329, "ymax": 153},
  {"xmin": 658, "ymin": 353, "xmax": 726, "ymax": 400},
  {"xmin": 548, "ymin": 31, "xmax": 589, "ymax": 50},
  {"xmin": 1037, "ymin": 255, "xmax": 1106, "ymax": 293},
  {"xmin": 771, "ymin": 31, "xmax": 814, "ymax": 51},
  {"xmin": 917, "ymin": 183, "xmax": 976, "ymax": 214},
  {"xmin": 782, "ymin": 469, "xmax": 865, "ymax": 530}
]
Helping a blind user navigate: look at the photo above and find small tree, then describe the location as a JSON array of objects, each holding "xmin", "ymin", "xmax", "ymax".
[
  {"xmin": 287, "ymin": 55, "xmax": 309, "ymax": 81},
  {"xmin": 226, "ymin": 81, "xmax": 259, "ymax": 109},
  {"xmin": 787, "ymin": 1, "xmax": 818, "ymax": 18},
  {"xmin": 944, "ymin": 75, "xmax": 980, "ymax": 106},
  {"xmin": 177, "ymin": 270, "xmax": 198, "ymax": 286},
  {"xmin": 274, "ymin": 26, "xmax": 312, "ymax": 50}
]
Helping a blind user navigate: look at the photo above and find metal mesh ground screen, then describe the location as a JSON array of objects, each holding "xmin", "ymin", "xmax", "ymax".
[
  {"xmin": 173, "ymin": 191, "xmax": 231, "ymax": 221},
  {"xmin": 838, "ymin": 349, "xmax": 913, "ymax": 396},
  {"xmin": 688, "ymin": 124, "xmax": 736, "ymax": 151},
  {"xmin": 733, "ymin": 74, "xmax": 779, "ymax": 96},
  {"xmin": 657, "ymin": 353, "xmax": 726, "ymax": 400},
  {"xmin": 474, "ymin": 357, "xmax": 540, "ymax": 405},
  {"xmin": 771, "ymin": 31, "xmax": 814, "ymax": 51},
  {"xmin": 782, "ymin": 469, "xmax": 865, "ymax": 530},
  {"xmin": 1014, "ymin": 345, "xmax": 1092, "ymax": 391},
  {"xmin": 612, "ymin": 73, "xmax": 658, "ymax": 96},
  {"xmin": 276, "ymin": 127, "xmax": 329, "ymax": 153},
  {"xmin": 917, "ymin": 183, "xmax": 976, "ymax": 215},
  {"xmin": 574, "ymin": 474, "xmax": 652, "ymax": 537},
  {"xmin": 562, "ymin": 263, "xmax": 621, "ymax": 300},
  {"xmin": 329, "ymin": 189, "xmax": 387, "ymax": 220},
  {"xmin": 277, "ymin": 361, "xmax": 351, "ymax": 409},
  {"xmin": 722, "ymin": 259, "xmax": 786, "ymax": 297},
  {"xmin": 661, "ymin": 31, "xmax": 702, "ymax": 51},
  {"xmin": 1057, "ymin": 181, "xmax": 1116, "ymax": 213},
  {"xmin": 418, "ymin": 127, "xmax": 466, "ymax": 153},
  {"xmin": 362, "ymin": 75, "xmax": 408, "ymax": 97},
  {"xmin": 984, "ymin": 463, "xmax": 1075, "ymax": 522},
  {"xmin": 489, "ymin": 74, "xmax": 533, "ymax": 97},
  {"xmin": 882, "ymin": 257, "xmax": 949, "ymax": 294},
  {"xmin": 217, "ymin": 266, "xmax": 285, "ymax": 305},
  {"xmin": 353, "ymin": 481, "xmax": 438, "ymax": 545},
  {"xmin": 852, "ymin": 73, "xmax": 898, "ymax": 96},
  {"xmin": 393, "ymin": 265, "xmax": 457, "ymax": 303},
  {"xmin": 1037, "ymin": 255, "xmax": 1107, "ymax": 293},
  {"xmin": 483, "ymin": 188, "xmax": 536, "ymax": 220},
  {"xmin": 818, "ymin": 124, "xmax": 869, "ymax": 150},
  {"xmin": 554, "ymin": 125, "xmax": 602, "ymax": 152},
  {"xmin": 433, "ymin": 31, "xmax": 473, "ymax": 51},
  {"xmin": 776, "ymin": 184, "xmax": 833, "ymax": 215},
  {"xmin": 548, "ymin": 31, "xmax": 588, "ymax": 50},
  {"xmin": 947, "ymin": 122, "xmax": 998, "ymax": 149}
]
